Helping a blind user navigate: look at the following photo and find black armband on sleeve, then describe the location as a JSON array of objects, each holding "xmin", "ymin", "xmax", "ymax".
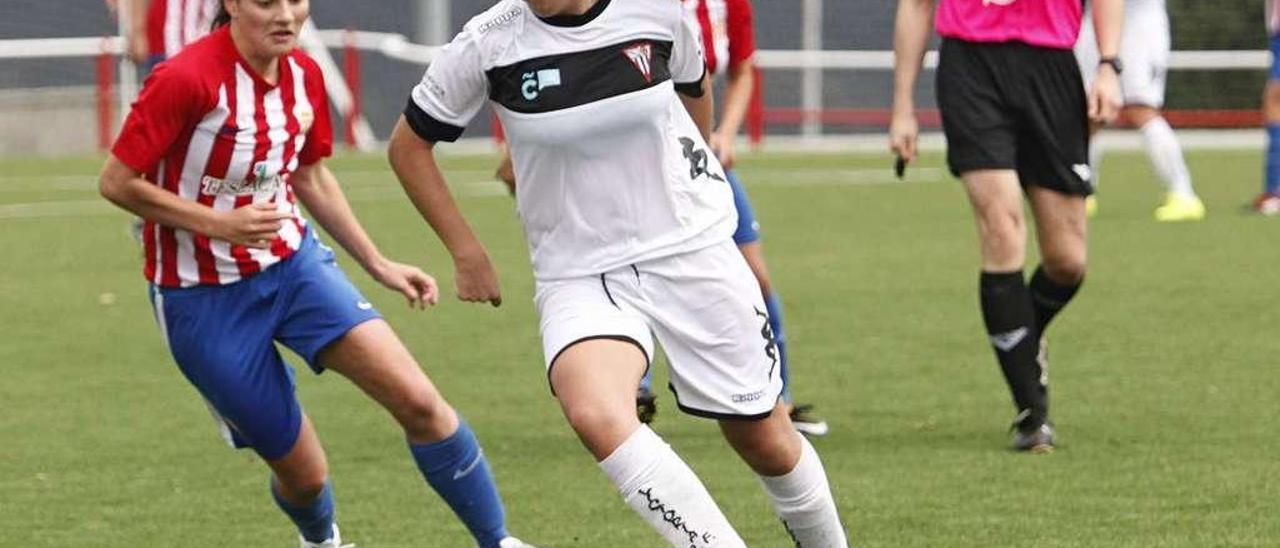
[
  {"xmin": 674, "ymin": 67, "xmax": 707, "ymax": 98},
  {"xmin": 403, "ymin": 98, "xmax": 465, "ymax": 143}
]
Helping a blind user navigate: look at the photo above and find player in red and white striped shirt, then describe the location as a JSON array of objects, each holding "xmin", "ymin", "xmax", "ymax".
[{"xmin": 98, "ymin": 2, "xmax": 530, "ymax": 547}]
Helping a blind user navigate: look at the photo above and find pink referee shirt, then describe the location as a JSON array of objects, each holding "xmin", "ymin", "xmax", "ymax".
[
  {"xmin": 113, "ymin": 26, "xmax": 333, "ymax": 288},
  {"xmin": 935, "ymin": 0, "xmax": 1084, "ymax": 50}
]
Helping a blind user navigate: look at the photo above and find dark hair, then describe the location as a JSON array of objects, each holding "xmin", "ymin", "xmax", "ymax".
[{"xmin": 212, "ymin": 2, "xmax": 231, "ymax": 30}]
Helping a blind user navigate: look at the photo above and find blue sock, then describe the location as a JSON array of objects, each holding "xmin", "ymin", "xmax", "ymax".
[
  {"xmin": 1266, "ymin": 124, "xmax": 1280, "ymax": 194},
  {"xmin": 639, "ymin": 367, "xmax": 654, "ymax": 392},
  {"xmin": 270, "ymin": 478, "xmax": 336, "ymax": 543},
  {"xmin": 409, "ymin": 420, "xmax": 508, "ymax": 548},
  {"xmin": 764, "ymin": 291, "xmax": 791, "ymax": 402}
]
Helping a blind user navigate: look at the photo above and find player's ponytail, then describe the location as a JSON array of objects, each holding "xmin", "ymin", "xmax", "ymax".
[{"xmin": 211, "ymin": 2, "xmax": 231, "ymax": 30}]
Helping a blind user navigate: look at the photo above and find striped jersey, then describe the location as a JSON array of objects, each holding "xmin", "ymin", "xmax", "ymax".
[
  {"xmin": 682, "ymin": 0, "xmax": 756, "ymax": 77},
  {"xmin": 112, "ymin": 26, "xmax": 334, "ymax": 288},
  {"xmin": 935, "ymin": 0, "xmax": 1084, "ymax": 50},
  {"xmin": 404, "ymin": 0, "xmax": 733, "ymax": 281},
  {"xmin": 146, "ymin": 0, "xmax": 218, "ymax": 58}
]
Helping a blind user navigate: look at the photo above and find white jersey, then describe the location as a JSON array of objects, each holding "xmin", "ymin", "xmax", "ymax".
[
  {"xmin": 1076, "ymin": 0, "xmax": 1170, "ymax": 107},
  {"xmin": 406, "ymin": 0, "xmax": 734, "ymax": 281}
]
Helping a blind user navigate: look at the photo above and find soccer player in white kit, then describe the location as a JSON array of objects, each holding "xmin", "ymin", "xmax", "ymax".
[
  {"xmin": 1076, "ymin": 0, "xmax": 1206, "ymax": 221},
  {"xmin": 387, "ymin": 0, "xmax": 849, "ymax": 545}
]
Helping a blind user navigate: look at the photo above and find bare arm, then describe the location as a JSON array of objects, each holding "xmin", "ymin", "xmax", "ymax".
[
  {"xmin": 292, "ymin": 160, "xmax": 437, "ymax": 308},
  {"xmin": 1088, "ymin": 0, "xmax": 1124, "ymax": 123},
  {"xmin": 123, "ymin": 0, "xmax": 152, "ymax": 64},
  {"xmin": 710, "ymin": 59, "xmax": 755, "ymax": 168},
  {"xmin": 679, "ymin": 76, "xmax": 715, "ymax": 143},
  {"xmin": 888, "ymin": 0, "xmax": 936, "ymax": 162},
  {"xmin": 98, "ymin": 154, "xmax": 286, "ymax": 248},
  {"xmin": 388, "ymin": 116, "xmax": 501, "ymax": 306}
]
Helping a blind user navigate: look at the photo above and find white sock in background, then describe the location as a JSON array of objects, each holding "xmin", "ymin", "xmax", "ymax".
[
  {"xmin": 758, "ymin": 435, "xmax": 849, "ymax": 547},
  {"xmin": 599, "ymin": 425, "xmax": 745, "ymax": 547},
  {"xmin": 1089, "ymin": 136, "xmax": 1105, "ymax": 191},
  {"xmin": 1139, "ymin": 116, "xmax": 1197, "ymax": 198}
]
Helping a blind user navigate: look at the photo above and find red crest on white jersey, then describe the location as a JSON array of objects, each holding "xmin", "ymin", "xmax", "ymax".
[{"xmin": 622, "ymin": 42, "xmax": 654, "ymax": 83}]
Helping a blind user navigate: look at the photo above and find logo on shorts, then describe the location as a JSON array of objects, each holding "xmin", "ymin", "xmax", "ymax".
[
  {"xmin": 731, "ymin": 390, "xmax": 765, "ymax": 403},
  {"xmin": 755, "ymin": 306, "xmax": 779, "ymax": 378},
  {"xmin": 356, "ymin": 300, "xmax": 373, "ymax": 310},
  {"xmin": 1072, "ymin": 163, "xmax": 1093, "ymax": 182}
]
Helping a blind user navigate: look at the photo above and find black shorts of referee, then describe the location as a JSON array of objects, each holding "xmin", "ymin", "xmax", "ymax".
[{"xmin": 936, "ymin": 38, "xmax": 1093, "ymax": 196}]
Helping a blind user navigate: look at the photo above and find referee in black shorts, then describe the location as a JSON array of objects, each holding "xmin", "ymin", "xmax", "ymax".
[{"xmin": 889, "ymin": 0, "xmax": 1123, "ymax": 452}]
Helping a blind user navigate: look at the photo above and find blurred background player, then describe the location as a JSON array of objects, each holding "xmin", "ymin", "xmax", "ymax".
[
  {"xmin": 891, "ymin": 0, "xmax": 1123, "ymax": 452},
  {"xmin": 1075, "ymin": 0, "xmax": 1205, "ymax": 222},
  {"xmin": 1257, "ymin": 0, "xmax": 1280, "ymax": 213},
  {"xmin": 108, "ymin": 0, "xmax": 218, "ymax": 70},
  {"xmin": 97, "ymin": 2, "xmax": 532, "ymax": 546},
  {"xmin": 392, "ymin": 0, "xmax": 848, "ymax": 544}
]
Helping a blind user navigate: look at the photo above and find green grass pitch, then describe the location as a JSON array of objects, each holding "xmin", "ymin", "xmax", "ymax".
[{"xmin": 0, "ymin": 148, "xmax": 1276, "ymax": 546}]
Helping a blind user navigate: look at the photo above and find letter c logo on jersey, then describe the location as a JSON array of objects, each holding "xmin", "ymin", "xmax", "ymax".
[{"xmin": 521, "ymin": 69, "xmax": 562, "ymax": 101}]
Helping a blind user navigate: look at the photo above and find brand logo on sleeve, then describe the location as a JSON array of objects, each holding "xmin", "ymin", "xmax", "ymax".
[
  {"xmin": 622, "ymin": 42, "xmax": 654, "ymax": 83},
  {"xmin": 521, "ymin": 68, "xmax": 561, "ymax": 101}
]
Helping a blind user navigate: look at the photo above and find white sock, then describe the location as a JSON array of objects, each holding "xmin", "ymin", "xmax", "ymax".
[
  {"xmin": 1089, "ymin": 138, "xmax": 1104, "ymax": 191},
  {"xmin": 758, "ymin": 436, "xmax": 849, "ymax": 547},
  {"xmin": 1139, "ymin": 116, "xmax": 1197, "ymax": 198},
  {"xmin": 599, "ymin": 425, "xmax": 745, "ymax": 548}
]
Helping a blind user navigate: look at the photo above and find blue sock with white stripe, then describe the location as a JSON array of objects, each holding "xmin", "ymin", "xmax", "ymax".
[
  {"xmin": 409, "ymin": 420, "xmax": 508, "ymax": 548},
  {"xmin": 270, "ymin": 478, "xmax": 336, "ymax": 543},
  {"xmin": 1266, "ymin": 124, "xmax": 1280, "ymax": 194},
  {"xmin": 765, "ymin": 291, "xmax": 791, "ymax": 402}
]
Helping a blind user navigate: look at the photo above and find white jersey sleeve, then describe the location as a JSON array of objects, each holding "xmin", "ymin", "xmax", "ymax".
[
  {"xmin": 405, "ymin": 29, "xmax": 488, "ymax": 142},
  {"xmin": 671, "ymin": 9, "xmax": 708, "ymax": 93}
]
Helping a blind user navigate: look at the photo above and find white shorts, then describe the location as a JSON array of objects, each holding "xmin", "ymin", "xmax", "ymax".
[
  {"xmin": 1076, "ymin": 4, "xmax": 1170, "ymax": 108},
  {"xmin": 535, "ymin": 240, "xmax": 783, "ymax": 419}
]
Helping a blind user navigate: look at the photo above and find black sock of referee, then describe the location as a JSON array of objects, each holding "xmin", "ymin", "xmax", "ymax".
[
  {"xmin": 1029, "ymin": 265, "xmax": 1083, "ymax": 334},
  {"xmin": 979, "ymin": 270, "xmax": 1047, "ymax": 430}
]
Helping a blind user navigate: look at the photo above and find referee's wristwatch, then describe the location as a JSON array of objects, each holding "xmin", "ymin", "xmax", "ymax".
[{"xmin": 1099, "ymin": 57, "xmax": 1124, "ymax": 75}]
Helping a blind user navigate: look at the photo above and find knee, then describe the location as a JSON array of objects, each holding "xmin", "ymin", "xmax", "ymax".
[
  {"xmin": 395, "ymin": 393, "xmax": 455, "ymax": 442},
  {"xmin": 563, "ymin": 401, "xmax": 630, "ymax": 438},
  {"xmin": 1042, "ymin": 254, "xmax": 1087, "ymax": 285},
  {"xmin": 277, "ymin": 471, "xmax": 328, "ymax": 502},
  {"xmin": 977, "ymin": 212, "xmax": 1026, "ymax": 262}
]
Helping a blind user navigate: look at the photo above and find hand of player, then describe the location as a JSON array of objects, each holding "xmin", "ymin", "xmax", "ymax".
[
  {"xmin": 370, "ymin": 259, "xmax": 439, "ymax": 309},
  {"xmin": 128, "ymin": 33, "xmax": 150, "ymax": 65},
  {"xmin": 1088, "ymin": 67, "xmax": 1123, "ymax": 125},
  {"xmin": 495, "ymin": 145, "xmax": 516, "ymax": 195},
  {"xmin": 454, "ymin": 251, "xmax": 502, "ymax": 307},
  {"xmin": 212, "ymin": 203, "xmax": 292, "ymax": 249},
  {"xmin": 710, "ymin": 131, "xmax": 736, "ymax": 170},
  {"xmin": 888, "ymin": 110, "xmax": 919, "ymax": 163}
]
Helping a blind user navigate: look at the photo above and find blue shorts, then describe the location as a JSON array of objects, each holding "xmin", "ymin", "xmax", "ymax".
[
  {"xmin": 728, "ymin": 170, "xmax": 761, "ymax": 245},
  {"xmin": 1270, "ymin": 35, "xmax": 1280, "ymax": 81},
  {"xmin": 149, "ymin": 231, "xmax": 380, "ymax": 460}
]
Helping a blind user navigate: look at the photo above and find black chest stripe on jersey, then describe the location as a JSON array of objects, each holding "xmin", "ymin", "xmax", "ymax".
[{"xmin": 486, "ymin": 40, "xmax": 674, "ymax": 114}]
